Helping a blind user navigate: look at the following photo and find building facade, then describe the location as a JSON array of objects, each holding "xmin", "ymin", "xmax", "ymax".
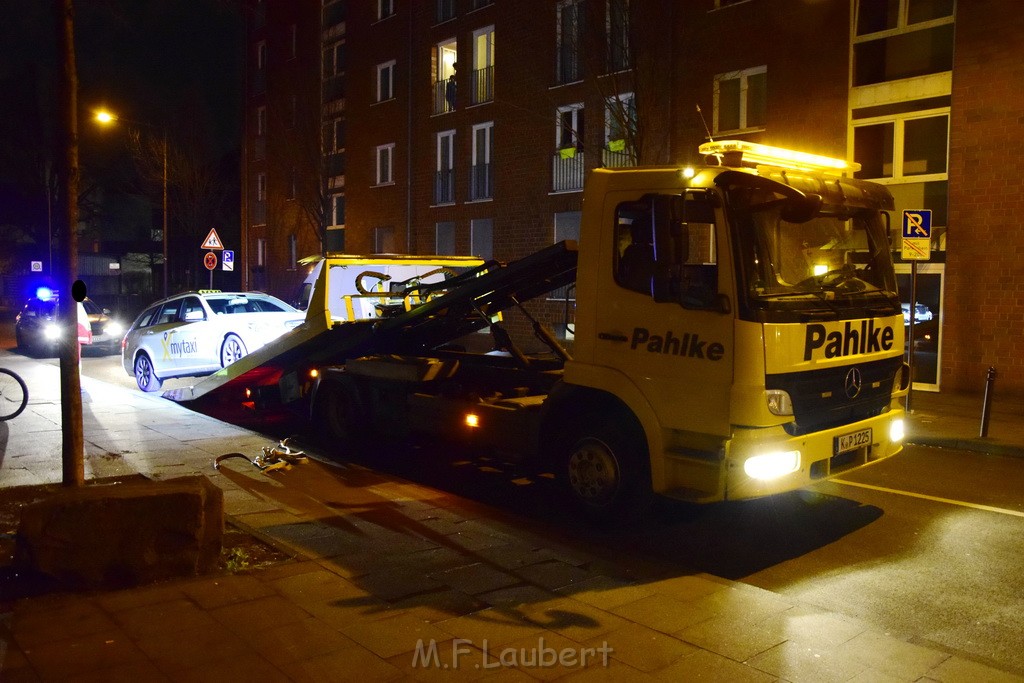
[{"xmin": 242, "ymin": 0, "xmax": 1024, "ymax": 397}]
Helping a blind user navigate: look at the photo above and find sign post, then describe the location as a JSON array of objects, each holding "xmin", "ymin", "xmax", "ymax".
[
  {"xmin": 200, "ymin": 229, "xmax": 225, "ymax": 290},
  {"xmin": 901, "ymin": 210, "xmax": 932, "ymax": 412},
  {"xmin": 204, "ymin": 250, "xmax": 218, "ymax": 289}
]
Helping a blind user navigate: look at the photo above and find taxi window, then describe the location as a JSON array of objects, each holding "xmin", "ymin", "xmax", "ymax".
[
  {"xmin": 155, "ymin": 301, "xmax": 182, "ymax": 326},
  {"xmin": 250, "ymin": 297, "xmax": 290, "ymax": 312},
  {"xmin": 135, "ymin": 305, "xmax": 160, "ymax": 328},
  {"xmin": 83, "ymin": 300, "xmax": 102, "ymax": 315},
  {"xmin": 179, "ymin": 296, "xmax": 206, "ymax": 322}
]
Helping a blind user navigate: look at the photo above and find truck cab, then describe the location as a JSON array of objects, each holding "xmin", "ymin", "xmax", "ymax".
[{"xmin": 567, "ymin": 140, "xmax": 907, "ymax": 506}]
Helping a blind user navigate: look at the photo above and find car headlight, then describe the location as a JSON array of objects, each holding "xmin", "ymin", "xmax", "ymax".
[
  {"xmin": 43, "ymin": 323, "xmax": 63, "ymax": 340},
  {"xmin": 766, "ymin": 389, "xmax": 794, "ymax": 416},
  {"xmin": 104, "ymin": 321, "xmax": 124, "ymax": 337},
  {"xmin": 744, "ymin": 450, "xmax": 801, "ymax": 481}
]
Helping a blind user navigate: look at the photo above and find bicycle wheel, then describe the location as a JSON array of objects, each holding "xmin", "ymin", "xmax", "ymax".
[{"xmin": 0, "ymin": 368, "xmax": 29, "ymax": 421}]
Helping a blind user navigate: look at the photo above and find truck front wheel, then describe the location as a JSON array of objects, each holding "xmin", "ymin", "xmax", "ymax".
[{"xmin": 561, "ymin": 421, "xmax": 652, "ymax": 523}]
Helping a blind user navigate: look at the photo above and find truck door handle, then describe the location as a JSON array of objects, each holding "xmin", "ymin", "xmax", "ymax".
[{"xmin": 598, "ymin": 332, "xmax": 629, "ymax": 342}]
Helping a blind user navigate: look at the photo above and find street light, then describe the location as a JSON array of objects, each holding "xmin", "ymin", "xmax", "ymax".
[{"xmin": 94, "ymin": 109, "xmax": 169, "ymax": 298}]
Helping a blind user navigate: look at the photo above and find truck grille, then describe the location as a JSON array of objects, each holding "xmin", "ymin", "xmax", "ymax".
[{"xmin": 767, "ymin": 356, "xmax": 902, "ymax": 436}]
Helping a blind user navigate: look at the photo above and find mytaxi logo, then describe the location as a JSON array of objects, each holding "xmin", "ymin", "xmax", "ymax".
[
  {"xmin": 804, "ymin": 319, "xmax": 895, "ymax": 361},
  {"xmin": 161, "ymin": 330, "xmax": 174, "ymax": 361}
]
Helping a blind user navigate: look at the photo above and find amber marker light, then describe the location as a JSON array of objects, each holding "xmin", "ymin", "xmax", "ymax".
[
  {"xmin": 309, "ymin": 368, "xmax": 319, "ymax": 379},
  {"xmin": 465, "ymin": 413, "xmax": 480, "ymax": 428}
]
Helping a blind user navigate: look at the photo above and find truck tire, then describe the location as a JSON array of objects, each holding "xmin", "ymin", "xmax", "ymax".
[
  {"xmin": 313, "ymin": 378, "xmax": 365, "ymax": 453},
  {"xmin": 561, "ymin": 419, "xmax": 652, "ymax": 524}
]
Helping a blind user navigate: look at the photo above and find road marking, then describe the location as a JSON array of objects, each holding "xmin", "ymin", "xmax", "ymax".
[{"xmin": 831, "ymin": 479, "xmax": 1024, "ymax": 519}]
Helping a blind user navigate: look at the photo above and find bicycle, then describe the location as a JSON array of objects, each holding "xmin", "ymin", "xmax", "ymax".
[{"xmin": 0, "ymin": 367, "xmax": 29, "ymax": 421}]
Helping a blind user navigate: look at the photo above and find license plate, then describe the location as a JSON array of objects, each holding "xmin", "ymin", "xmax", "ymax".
[{"xmin": 835, "ymin": 428, "xmax": 872, "ymax": 454}]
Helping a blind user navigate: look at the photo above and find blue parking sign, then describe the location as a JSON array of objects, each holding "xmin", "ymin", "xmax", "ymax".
[
  {"xmin": 902, "ymin": 210, "xmax": 931, "ymax": 238},
  {"xmin": 222, "ymin": 249, "xmax": 234, "ymax": 272}
]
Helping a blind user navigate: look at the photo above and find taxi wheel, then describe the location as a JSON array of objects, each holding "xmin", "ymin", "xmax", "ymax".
[
  {"xmin": 220, "ymin": 334, "xmax": 247, "ymax": 367},
  {"xmin": 134, "ymin": 354, "xmax": 163, "ymax": 393}
]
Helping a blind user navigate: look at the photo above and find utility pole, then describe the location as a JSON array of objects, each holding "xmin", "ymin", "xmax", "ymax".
[{"xmin": 55, "ymin": 0, "xmax": 84, "ymax": 486}]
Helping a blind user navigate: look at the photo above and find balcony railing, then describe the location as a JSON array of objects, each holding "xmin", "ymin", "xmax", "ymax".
[
  {"xmin": 470, "ymin": 163, "xmax": 492, "ymax": 200},
  {"xmin": 471, "ymin": 65, "xmax": 493, "ymax": 105},
  {"xmin": 434, "ymin": 168, "xmax": 455, "ymax": 204},
  {"xmin": 602, "ymin": 146, "xmax": 636, "ymax": 168},
  {"xmin": 552, "ymin": 151, "xmax": 584, "ymax": 192},
  {"xmin": 433, "ymin": 78, "xmax": 456, "ymax": 114}
]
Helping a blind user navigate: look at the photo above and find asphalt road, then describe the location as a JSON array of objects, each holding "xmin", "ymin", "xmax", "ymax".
[{"xmin": 8, "ymin": 340, "xmax": 1024, "ymax": 676}]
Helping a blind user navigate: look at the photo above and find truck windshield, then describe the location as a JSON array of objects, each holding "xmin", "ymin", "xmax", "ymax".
[{"xmin": 730, "ymin": 189, "xmax": 899, "ymax": 316}]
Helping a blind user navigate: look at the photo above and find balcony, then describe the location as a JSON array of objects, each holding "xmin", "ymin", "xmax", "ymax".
[
  {"xmin": 434, "ymin": 168, "xmax": 455, "ymax": 204},
  {"xmin": 470, "ymin": 163, "xmax": 492, "ymax": 200},
  {"xmin": 433, "ymin": 79, "xmax": 456, "ymax": 114},
  {"xmin": 471, "ymin": 65, "xmax": 493, "ymax": 105},
  {"xmin": 602, "ymin": 145, "xmax": 635, "ymax": 168},
  {"xmin": 552, "ymin": 150, "xmax": 584, "ymax": 192}
]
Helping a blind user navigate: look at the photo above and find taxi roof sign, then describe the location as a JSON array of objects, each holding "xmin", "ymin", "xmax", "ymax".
[{"xmin": 201, "ymin": 228, "xmax": 224, "ymax": 250}]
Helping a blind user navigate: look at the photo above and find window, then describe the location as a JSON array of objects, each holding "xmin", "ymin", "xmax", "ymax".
[
  {"xmin": 289, "ymin": 24, "xmax": 297, "ymax": 60},
  {"xmin": 256, "ymin": 173, "xmax": 267, "ymax": 201},
  {"xmin": 330, "ymin": 195, "xmax": 346, "ymax": 227},
  {"xmin": 326, "ymin": 118, "xmax": 345, "ymax": 152},
  {"xmin": 557, "ymin": 0, "xmax": 584, "ymax": 84},
  {"xmin": 714, "ymin": 66, "xmax": 766, "ymax": 134},
  {"xmin": 436, "ymin": 0, "xmax": 455, "ymax": 23},
  {"xmin": 325, "ymin": 42, "xmax": 345, "ymax": 76},
  {"xmin": 435, "ymin": 39, "xmax": 458, "ymax": 114},
  {"xmin": 288, "ymin": 168, "xmax": 297, "ymax": 200},
  {"xmin": 436, "ymin": 130, "xmax": 455, "ymax": 204},
  {"xmin": 470, "ymin": 122, "xmax": 493, "ymax": 200},
  {"xmin": 853, "ymin": 112, "xmax": 948, "ymax": 180},
  {"xmin": 471, "ymin": 26, "xmax": 495, "ymax": 104},
  {"xmin": 375, "ymin": 143, "xmax": 395, "ymax": 185},
  {"xmin": 256, "ymin": 40, "xmax": 267, "ymax": 70},
  {"xmin": 289, "ymin": 234, "xmax": 297, "ymax": 269},
  {"xmin": 558, "ymin": 103, "xmax": 585, "ymax": 151},
  {"xmin": 374, "ymin": 226, "xmax": 397, "ymax": 252},
  {"xmin": 376, "ymin": 60, "xmax": 396, "ymax": 102},
  {"xmin": 604, "ymin": 92, "xmax": 635, "ymax": 166},
  {"xmin": 470, "ymin": 219, "xmax": 493, "ymax": 260},
  {"xmin": 855, "ymin": 0, "xmax": 954, "ymax": 35},
  {"xmin": 614, "ymin": 193, "xmax": 719, "ymax": 302},
  {"xmin": 551, "ymin": 212, "xmax": 581, "ymax": 300},
  {"xmin": 853, "ymin": 0, "xmax": 954, "ymax": 86},
  {"xmin": 554, "ymin": 104, "xmax": 585, "ymax": 192},
  {"xmin": 436, "ymin": 221, "xmax": 456, "ymax": 255},
  {"xmin": 257, "ymin": 237, "xmax": 266, "ymax": 267},
  {"xmin": 256, "ymin": 106, "xmax": 266, "ymax": 136},
  {"xmin": 606, "ymin": 0, "xmax": 630, "ymax": 73},
  {"xmin": 378, "ymin": 0, "xmax": 394, "ymax": 21}
]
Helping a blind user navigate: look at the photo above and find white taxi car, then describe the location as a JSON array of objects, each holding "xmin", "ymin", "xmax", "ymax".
[{"xmin": 122, "ymin": 290, "xmax": 304, "ymax": 392}]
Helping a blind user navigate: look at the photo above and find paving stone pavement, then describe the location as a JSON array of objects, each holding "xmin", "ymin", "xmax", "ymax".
[{"xmin": 1, "ymin": 351, "xmax": 1023, "ymax": 682}]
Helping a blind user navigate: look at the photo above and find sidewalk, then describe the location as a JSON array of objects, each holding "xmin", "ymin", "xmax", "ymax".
[{"xmin": 1, "ymin": 352, "xmax": 1023, "ymax": 682}]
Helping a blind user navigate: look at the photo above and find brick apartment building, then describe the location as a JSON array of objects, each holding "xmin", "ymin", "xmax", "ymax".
[{"xmin": 241, "ymin": 0, "xmax": 1024, "ymax": 397}]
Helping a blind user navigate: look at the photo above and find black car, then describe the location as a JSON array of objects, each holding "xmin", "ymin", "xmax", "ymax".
[{"xmin": 14, "ymin": 295, "xmax": 125, "ymax": 356}]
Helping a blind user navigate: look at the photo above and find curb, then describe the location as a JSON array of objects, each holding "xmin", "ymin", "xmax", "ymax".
[{"xmin": 906, "ymin": 436, "xmax": 1024, "ymax": 459}]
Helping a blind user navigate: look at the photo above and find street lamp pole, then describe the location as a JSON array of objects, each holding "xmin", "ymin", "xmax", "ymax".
[{"xmin": 94, "ymin": 109, "xmax": 169, "ymax": 298}]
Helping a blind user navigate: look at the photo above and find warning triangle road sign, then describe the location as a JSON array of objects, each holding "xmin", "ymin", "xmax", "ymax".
[{"xmin": 201, "ymin": 228, "xmax": 225, "ymax": 250}]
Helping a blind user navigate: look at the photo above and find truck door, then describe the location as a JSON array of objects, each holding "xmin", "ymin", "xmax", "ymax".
[{"xmin": 593, "ymin": 191, "xmax": 735, "ymax": 438}]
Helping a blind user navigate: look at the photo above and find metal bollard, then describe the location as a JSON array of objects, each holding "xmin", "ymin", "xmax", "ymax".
[{"xmin": 980, "ymin": 366, "xmax": 997, "ymax": 437}]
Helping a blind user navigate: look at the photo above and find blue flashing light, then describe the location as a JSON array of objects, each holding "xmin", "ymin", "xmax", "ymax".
[{"xmin": 36, "ymin": 286, "xmax": 55, "ymax": 302}]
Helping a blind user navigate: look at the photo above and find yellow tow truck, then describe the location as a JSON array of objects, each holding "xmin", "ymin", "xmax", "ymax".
[{"xmin": 181, "ymin": 141, "xmax": 910, "ymax": 520}]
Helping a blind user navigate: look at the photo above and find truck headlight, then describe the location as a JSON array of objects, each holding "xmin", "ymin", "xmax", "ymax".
[
  {"xmin": 44, "ymin": 323, "xmax": 62, "ymax": 340},
  {"xmin": 744, "ymin": 450, "xmax": 800, "ymax": 481},
  {"xmin": 766, "ymin": 389, "xmax": 793, "ymax": 416},
  {"xmin": 890, "ymin": 418, "xmax": 905, "ymax": 443}
]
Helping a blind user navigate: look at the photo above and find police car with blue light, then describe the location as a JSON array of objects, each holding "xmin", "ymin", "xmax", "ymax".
[
  {"xmin": 121, "ymin": 290, "xmax": 304, "ymax": 392},
  {"xmin": 14, "ymin": 287, "xmax": 125, "ymax": 356}
]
